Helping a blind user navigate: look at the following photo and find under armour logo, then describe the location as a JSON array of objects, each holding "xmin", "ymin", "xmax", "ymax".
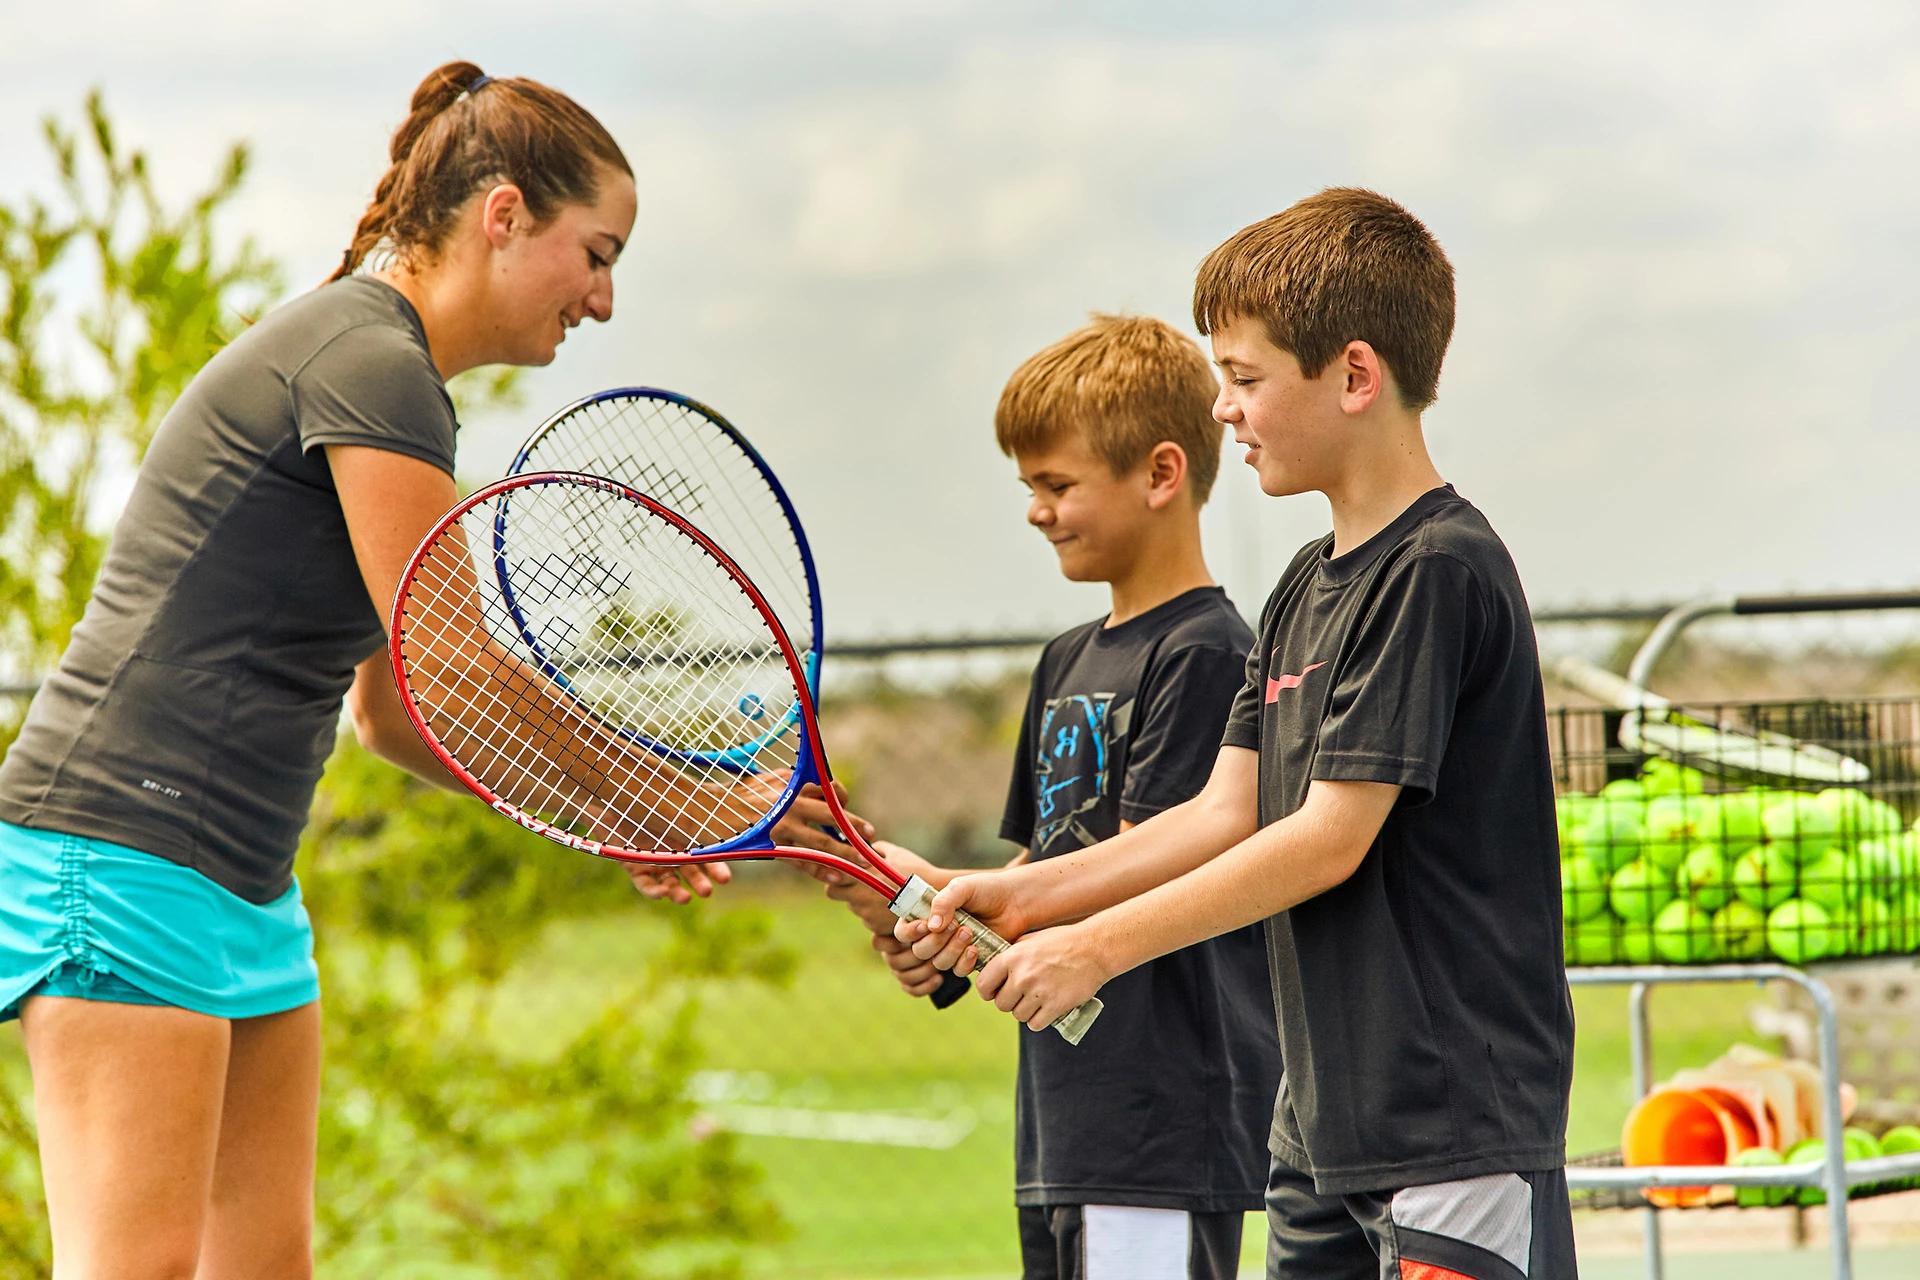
[{"xmin": 1265, "ymin": 661, "xmax": 1327, "ymax": 703}]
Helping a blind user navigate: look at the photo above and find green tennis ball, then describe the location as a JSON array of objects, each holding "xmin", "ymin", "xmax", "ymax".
[
  {"xmin": 1610, "ymin": 859, "xmax": 1675, "ymax": 924},
  {"xmin": 1818, "ymin": 787, "xmax": 1872, "ymax": 832},
  {"xmin": 1844, "ymin": 1128, "xmax": 1883, "ymax": 1162},
  {"xmin": 1653, "ymin": 899, "xmax": 1718, "ymax": 963},
  {"xmin": 1681, "ymin": 845, "xmax": 1734, "ymax": 912},
  {"xmin": 1642, "ymin": 759, "xmax": 1707, "ymax": 796},
  {"xmin": 1733, "ymin": 845, "xmax": 1798, "ymax": 912},
  {"xmin": 1819, "ymin": 789, "xmax": 1901, "ymax": 840},
  {"xmin": 1767, "ymin": 899, "xmax": 1834, "ymax": 965},
  {"xmin": 1601, "ymin": 777, "xmax": 1648, "ymax": 801},
  {"xmin": 1798, "ymin": 847, "xmax": 1851, "ymax": 913},
  {"xmin": 1576, "ymin": 799, "xmax": 1647, "ymax": 876},
  {"xmin": 1861, "ymin": 796, "xmax": 1903, "ymax": 837},
  {"xmin": 1880, "ymin": 1125, "xmax": 1920, "ymax": 1156},
  {"xmin": 1786, "ymin": 1139, "xmax": 1830, "ymax": 1205},
  {"xmin": 1849, "ymin": 841, "xmax": 1903, "ymax": 901},
  {"xmin": 1645, "ymin": 795, "xmax": 1710, "ymax": 872},
  {"xmin": 1763, "ymin": 795, "xmax": 1840, "ymax": 858},
  {"xmin": 1844, "ymin": 896, "xmax": 1894, "ymax": 957},
  {"xmin": 1555, "ymin": 794, "xmax": 1594, "ymax": 846},
  {"xmin": 1616, "ymin": 923, "xmax": 1657, "ymax": 965},
  {"xmin": 1714, "ymin": 900, "xmax": 1768, "ymax": 959},
  {"xmin": 1893, "ymin": 889, "xmax": 1920, "ymax": 951},
  {"xmin": 1732, "ymin": 1145, "xmax": 1786, "ymax": 1207},
  {"xmin": 1717, "ymin": 790, "xmax": 1766, "ymax": 850},
  {"xmin": 1564, "ymin": 922, "xmax": 1617, "ymax": 966},
  {"xmin": 1561, "ymin": 856, "xmax": 1609, "ymax": 922}
]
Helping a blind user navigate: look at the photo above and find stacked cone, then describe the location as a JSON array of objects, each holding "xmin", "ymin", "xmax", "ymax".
[{"xmin": 1620, "ymin": 1044, "xmax": 1875, "ymax": 1206}]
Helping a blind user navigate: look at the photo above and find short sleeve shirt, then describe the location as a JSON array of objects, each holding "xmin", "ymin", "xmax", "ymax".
[
  {"xmin": 1220, "ymin": 487, "xmax": 1573, "ymax": 1195},
  {"xmin": 0, "ymin": 277, "xmax": 457, "ymax": 903},
  {"xmin": 1001, "ymin": 587, "xmax": 1280, "ymax": 1212}
]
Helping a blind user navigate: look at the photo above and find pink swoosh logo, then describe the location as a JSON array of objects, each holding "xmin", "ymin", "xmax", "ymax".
[{"xmin": 1265, "ymin": 661, "xmax": 1327, "ymax": 703}]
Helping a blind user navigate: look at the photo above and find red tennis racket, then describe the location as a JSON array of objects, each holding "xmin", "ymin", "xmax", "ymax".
[{"xmin": 388, "ymin": 471, "xmax": 1102, "ymax": 1044}]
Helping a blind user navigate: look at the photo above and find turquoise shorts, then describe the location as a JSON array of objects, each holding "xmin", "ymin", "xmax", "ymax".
[{"xmin": 0, "ymin": 821, "xmax": 319, "ymax": 1021}]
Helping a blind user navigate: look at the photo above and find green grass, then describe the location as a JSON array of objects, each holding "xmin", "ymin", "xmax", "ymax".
[{"xmin": 494, "ymin": 881, "xmax": 1786, "ymax": 1279}]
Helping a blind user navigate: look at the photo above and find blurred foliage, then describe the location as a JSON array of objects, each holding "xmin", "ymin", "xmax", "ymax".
[
  {"xmin": 0, "ymin": 91, "xmax": 786, "ymax": 1277},
  {"xmin": 0, "ymin": 89, "xmax": 281, "ymax": 683},
  {"xmin": 304, "ymin": 743, "xmax": 791, "ymax": 1277}
]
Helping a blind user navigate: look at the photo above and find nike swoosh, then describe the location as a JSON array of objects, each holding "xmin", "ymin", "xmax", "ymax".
[{"xmin": 1265, "ymin": 661, "xmax": 1328, "ymax": 703}]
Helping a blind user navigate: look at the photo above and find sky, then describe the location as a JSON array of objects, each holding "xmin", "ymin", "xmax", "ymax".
[{"xmin": 6, "ymin": 0, "xmax": 1920, "ymax": 641}]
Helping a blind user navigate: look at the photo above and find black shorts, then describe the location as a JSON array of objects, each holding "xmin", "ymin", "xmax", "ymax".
[
  {"xmin": 1019, "ymin": 1204, "xmax": 1245, "ymax": 1280},
  {"xmin": 1263, "ymin": 1156, "xmax": 1578, "ymax": 1279}
]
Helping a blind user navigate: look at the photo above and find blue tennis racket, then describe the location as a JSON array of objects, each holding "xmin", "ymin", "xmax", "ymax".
[
  {"xmin": 501, "ymin": 389, "xmax": 818, "ymax": 773},
  {"xmin": 500, "ymin": 388, "xmax": 972, "ymax": 1008}
]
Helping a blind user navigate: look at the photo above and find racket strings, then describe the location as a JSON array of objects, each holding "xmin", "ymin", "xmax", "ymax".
[
  {"xmin": 521, "ymin": 395, "xmax": 816, "ymax": 671},
  {"xmin": 398, "ymin": 477, "xmax": 807, "ymax": 855}
]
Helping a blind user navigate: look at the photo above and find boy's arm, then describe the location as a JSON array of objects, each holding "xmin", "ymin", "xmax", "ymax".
[
  {"xmin": 897, "ymin": 744, "xmax": 1259, "ymax": 970},
  {"xmin": 976, "ymin": 778, "xmax": 1398, "ymax": 1029}
]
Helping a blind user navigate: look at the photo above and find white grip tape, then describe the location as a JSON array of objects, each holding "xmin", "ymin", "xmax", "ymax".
[{"xmin": 887, "ymin": 875, "xmax": 1103, "ymax": 1045}]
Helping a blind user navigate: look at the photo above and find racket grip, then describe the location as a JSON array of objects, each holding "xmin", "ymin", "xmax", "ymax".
[
  {"xmin": 930, "ymin": 970, "xmax": 972, "ymax": 1009},
  {"xmin": 887, "ymin": 876, "xmax": 1104, "ymax": 1045}
]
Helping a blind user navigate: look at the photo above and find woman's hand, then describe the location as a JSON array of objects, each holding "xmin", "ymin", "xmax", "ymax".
[{"xmin": 625, "ymin": 861, "xmax": 731, "ymax": 904}]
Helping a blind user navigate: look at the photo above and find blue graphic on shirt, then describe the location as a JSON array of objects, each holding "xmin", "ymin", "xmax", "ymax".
[{"xmin": 1033, "ymin": 693, "xmax": 1116, "ymax": 856}]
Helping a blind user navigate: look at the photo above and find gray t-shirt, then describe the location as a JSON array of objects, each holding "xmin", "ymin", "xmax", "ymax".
[{"xmin": 0, "ymin": 277, "xmax": 457, "ymax": 903}]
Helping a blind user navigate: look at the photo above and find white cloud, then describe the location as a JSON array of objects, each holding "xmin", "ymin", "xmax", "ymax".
[{"xmin": 6, "ymin": 0, "xmax": 1920, "ymax": 634}]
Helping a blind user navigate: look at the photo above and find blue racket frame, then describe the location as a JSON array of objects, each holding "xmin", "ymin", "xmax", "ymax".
[{"xmin": 495, "ymin": 387, "xmax": 825, "ymax": 775}]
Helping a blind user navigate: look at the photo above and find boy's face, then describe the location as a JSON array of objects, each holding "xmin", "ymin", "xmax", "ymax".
[
  {"xmin": 1014, "ymin": 432, "xmax": 1153, "ymax": 584},
  {"xmin": 1209, "ymin": 316, "xmax": 1350, "ymax": 497}
]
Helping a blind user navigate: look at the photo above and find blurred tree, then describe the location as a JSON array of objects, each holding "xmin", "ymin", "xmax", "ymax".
[
  {"xmin": 0, "ymin": 89, "xmax": 281, "ymax": 685},
  {"xmin": 0, "ymin": 92, "xmax": 784, "ymax": 1278},
  {"xmin": 302, "ymin": 744, "xmax": 789, "ymax": 1277}
]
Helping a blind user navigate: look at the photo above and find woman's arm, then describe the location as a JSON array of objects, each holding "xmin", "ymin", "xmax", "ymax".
[{"xmin": 328, "ymin": 444, "xmax": 866, "ymax": 898}]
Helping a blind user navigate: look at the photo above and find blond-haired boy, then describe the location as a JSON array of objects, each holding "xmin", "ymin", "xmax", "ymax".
[
  {"xmin": 839, "ymin": 314, "xmax": 1279, "ymax": 1280},
  {"xmin": 901, "ymin": 193, "xmax": 1577, "ymax": 1279}
]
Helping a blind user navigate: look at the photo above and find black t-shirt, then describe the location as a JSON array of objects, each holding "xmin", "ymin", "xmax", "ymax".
[
  {"xmin": 1001, "ymin": 586, "xmax": 1279, "ymax": 1212},
  {"xmin": 1220, "ymin": 487, "xmax": 1573, "ymax": 1196}
]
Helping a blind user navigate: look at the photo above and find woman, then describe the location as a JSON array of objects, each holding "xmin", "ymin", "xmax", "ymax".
[{"xmin": 0, "ymin": 62, "xmax": 845, "ymax": 1277}]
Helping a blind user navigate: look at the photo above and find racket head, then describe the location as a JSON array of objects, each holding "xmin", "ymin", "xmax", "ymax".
[
  {"xmin": 391, "ymin": 471, "xmax": 833, "ymax": 862},
  {"xmin": 502, "ymin": 388, "xmax": 823, "ymax": 772}
]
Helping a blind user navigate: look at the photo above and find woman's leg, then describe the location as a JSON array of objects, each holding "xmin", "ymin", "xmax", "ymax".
[
  {"xmin": 196, "ymin": 1002, "xmax": 321, "ymax": 1280},
  {"xmin": 21, "ymin": 995, "xmax": 231, "ymax": 1280}
]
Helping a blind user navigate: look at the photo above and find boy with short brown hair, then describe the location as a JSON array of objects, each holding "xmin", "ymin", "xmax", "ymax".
[
  {"xmin": 902, "ymin": 191, "xmax": 1578, "ymax": 1279},
  {"xmin": 841, "ymin": 313, "xmax": 1280, "ymax": 1280}
]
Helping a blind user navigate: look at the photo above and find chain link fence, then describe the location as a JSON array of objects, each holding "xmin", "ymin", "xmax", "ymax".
[{"xmin": 3, "ymin": 608, "xmax": 1920, "ymax": 1275}]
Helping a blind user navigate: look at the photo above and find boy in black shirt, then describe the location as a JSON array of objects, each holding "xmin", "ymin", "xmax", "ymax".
[
  {"xmin": 834, "ymin": 315, "xmax": 1280, "ymax": 1280},
  {"xmin": 901, "ymin": 192, "xmax": 1578, "ymax": 1279}
]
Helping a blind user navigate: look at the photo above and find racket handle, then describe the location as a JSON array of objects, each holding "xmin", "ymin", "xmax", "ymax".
[
  {"xmin": 887, "ymin": 876, "xmax": 1104, "ymax": 1045},
  {"xmin": 930, "ymin": 970, "xmax": 972, "ymax": 1009}
]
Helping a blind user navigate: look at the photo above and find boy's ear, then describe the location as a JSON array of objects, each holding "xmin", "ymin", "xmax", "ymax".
[
  {"xmin": 1338, "ymin": 340, "xmax": 1389, "ymax": 416},
  {"xmin": 1143, "ymin": 441, "xmax": 1189, "ymax": 511}
]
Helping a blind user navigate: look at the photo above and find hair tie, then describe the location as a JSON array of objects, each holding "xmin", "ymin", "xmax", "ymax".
[{"xmin": 467, "ymin": 74, "xmax": 493, "ymax": 95}]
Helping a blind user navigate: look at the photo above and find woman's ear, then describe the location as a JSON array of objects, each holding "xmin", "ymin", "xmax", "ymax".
[
  {"xmin": 479, "ymin": 183, "xmax": 529, "ymax": 250},
  {"xmin": 1144, "ymin": 441, "xmax": 1189, "ymax": 511}
]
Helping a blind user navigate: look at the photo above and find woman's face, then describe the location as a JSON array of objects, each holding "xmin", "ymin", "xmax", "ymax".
[{"xmin": 484, "ymin": 168, "xmax": 638, "ymax": 367}]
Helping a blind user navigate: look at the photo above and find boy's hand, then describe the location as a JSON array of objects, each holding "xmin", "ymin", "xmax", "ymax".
[
  {"xmin": 870, "ymin": 931, "xmax": 949, "ymax": 997},
  {"xmin": 894, "ymin": 871, "xmax": 1026, "ymax": 976},
  {"xmin": 976, "ymin": 922, "xmax": 1111, "ymax": 1031}
]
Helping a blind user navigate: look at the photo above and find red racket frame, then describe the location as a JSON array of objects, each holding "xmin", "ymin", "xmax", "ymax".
[{"xmin": 387, "ymin": 472, "xmax": 907, "ymax": 900}]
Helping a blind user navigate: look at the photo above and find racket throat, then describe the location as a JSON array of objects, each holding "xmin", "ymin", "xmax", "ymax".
[{"xmin": 887, "ymin": 874, "xmax": 939, "ymax": 924}]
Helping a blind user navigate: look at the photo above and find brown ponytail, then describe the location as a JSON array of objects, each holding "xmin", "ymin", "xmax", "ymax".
[{"xmin": 329, "ymin": 62, "xmax": 632, "ymax": 283}]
